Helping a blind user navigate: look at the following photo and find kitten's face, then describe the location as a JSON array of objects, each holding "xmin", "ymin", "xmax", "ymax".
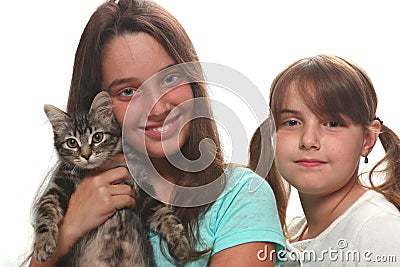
[
  {"xmin": 55, "ymin": 118, "xmax": 121, "ymax": 169},
  {"xmin": 44, "ymin": 92, "xmax": 122, "ymax": 170}
]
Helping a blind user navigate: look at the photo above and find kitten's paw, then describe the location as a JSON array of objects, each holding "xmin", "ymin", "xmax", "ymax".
[
  {"xmin": 168, "ymin": 235, "xmax": 191, "ymax": 261},
  {"xmin": 150, "ymin": 206, "xmax": 191, "ymax": 261},
  {"xmin": 33, "ymin": 237, "xmax": 57, "ymax": 262}
]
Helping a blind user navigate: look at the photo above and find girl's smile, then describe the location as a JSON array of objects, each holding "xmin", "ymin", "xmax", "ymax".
[{"xmin": 143, "ymin": 114, "xmax": 181, "ymax": 139}]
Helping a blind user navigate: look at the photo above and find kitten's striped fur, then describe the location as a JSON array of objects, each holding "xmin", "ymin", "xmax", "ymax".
[{"xmin": 33, "ymin": 92, "xmax": 191, "ymax": 266}]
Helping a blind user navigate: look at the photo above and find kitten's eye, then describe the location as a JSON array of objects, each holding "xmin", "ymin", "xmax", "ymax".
[
  {"xmin": 66, "ymin": 138, "xmax": 78, "ymax": 148},
  {"xmin": 92, "ymin": 132, "xmax": 104, "ymax": 144}
]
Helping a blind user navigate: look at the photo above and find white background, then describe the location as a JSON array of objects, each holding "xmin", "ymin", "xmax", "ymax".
[{"xmin": 1, "ymin": 1, "xmax": 400, "ymax": 266}]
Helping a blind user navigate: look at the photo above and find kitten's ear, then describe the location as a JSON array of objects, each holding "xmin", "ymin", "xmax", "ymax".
[
  {"xmin": 89, "ymin": 91, "xmax": 114, "ymax": 123},
  {"xmin": 44, "ymin": 104, "xmax": 70, "ymax": 131}
]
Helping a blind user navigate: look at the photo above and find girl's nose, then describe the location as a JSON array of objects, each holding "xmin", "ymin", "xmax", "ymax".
[
  {"xmin": 149, "ymin": 96, "xmax": 171, "ymax": 118},
  {"xmin": 299, "ymin": 123, "xmax": 320, "ymax": 150},
  {"xmin": 141, "ymin": 81, "xmax": 171, "ymax": 119}
]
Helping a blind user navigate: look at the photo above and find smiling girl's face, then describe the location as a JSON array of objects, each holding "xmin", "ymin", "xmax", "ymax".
[{"xmin": 101, "ymin": 33, "xmax": 194, "ymax": 158}]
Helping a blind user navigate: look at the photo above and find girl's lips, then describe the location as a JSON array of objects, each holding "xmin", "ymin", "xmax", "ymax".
[
  {"xmin": 144, "ymin": 115, "xmax": 180, "ymax": 139},
  {"xmin": 295, "ymin": 159, "xmax": 327, "ymax": 167}
]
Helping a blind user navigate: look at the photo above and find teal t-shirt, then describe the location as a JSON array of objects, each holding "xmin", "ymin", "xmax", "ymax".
[{"xmin": 149, "ymin": 167, "xmax": 285, "ymax": 266}]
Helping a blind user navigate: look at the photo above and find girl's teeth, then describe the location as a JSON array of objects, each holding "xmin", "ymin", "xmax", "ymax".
[{"xmin": 153, "ymin": 123, "xmax": 171, "ymax": 132}]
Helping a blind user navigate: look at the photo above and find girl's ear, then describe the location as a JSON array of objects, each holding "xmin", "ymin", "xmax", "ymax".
[{"xmin": 361, "ymin": 120, "xmax": 381, "ymax": 157}]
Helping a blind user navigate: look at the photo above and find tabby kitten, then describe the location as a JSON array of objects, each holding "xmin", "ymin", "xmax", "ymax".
[{"xmin": 33, "ymin": 91, "xmax": 191, "ymax": 267}]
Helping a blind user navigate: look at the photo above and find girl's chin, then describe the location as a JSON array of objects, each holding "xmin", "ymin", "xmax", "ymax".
[
  {"xmin": 128, "ymin": 141, "xmax": 183, "ymax": 159},
  {"xmin": 146, "ymin": 146, "xmax": 182, "ymax": 159}
]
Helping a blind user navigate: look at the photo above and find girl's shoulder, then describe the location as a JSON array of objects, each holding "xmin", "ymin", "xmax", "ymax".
[
  {"xmin": 353, "ymin": 190, "xmax": 400, "ymax": 231},
  {"xmin": 209, "ymin": 166, "xmax": 279, "ymax": 227},
  {"xmin": 204, "ymin": 166, "xmax": 285, "ymax": 258},
  {"xmin": 351, "ymin": 189, "xmax": 400, "ymax": 219},
  {"xmin": 221, "ymin": 166, "xmax": 274, "ymax": 198},
  {"xmin": 286, "ymin": 190, "xmax": 400, "ymax": 263},
  {"xmin": 320, "ymin": 190, "xmax": 400, "ymax": 235},
  {"xmin": 223, "ymin": 165, "xmax": 267, "ymax": 185},
  {"xmin": 349, "ymin": 190, "xmax": 400, "ymax": 257},
  {"xmin": 315, "ymin": 190, "xmax": 400, "ymax": 247}
]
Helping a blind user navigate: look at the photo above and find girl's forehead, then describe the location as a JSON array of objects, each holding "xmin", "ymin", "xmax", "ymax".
[
  {"xmin": 101, "ymin": 33, "xmax": 175, "ymax": 89},
  {"xmin": 276, "ymin": 81, "xmax": 331, "ymax": 119},
  {"xmin": 278, "ymin": 85, "xmax": 313, "ymax": 114},
  {"xmin": 279, "ymin": 82, "xmax": 313, "ymax": 105},
  {"xmin": 277, "ymin": 81, "xmax": 354, "ymax": 124}
]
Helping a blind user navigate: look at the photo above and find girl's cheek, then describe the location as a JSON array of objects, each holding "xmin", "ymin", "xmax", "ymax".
[{"xmin": 113, "ymin": 102, "xmax": 129, "ymax": 126}]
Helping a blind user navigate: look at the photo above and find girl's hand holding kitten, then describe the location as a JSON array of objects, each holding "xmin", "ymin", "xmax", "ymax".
[
  {"xmin": 29, "ymin": 155, "xmax": 136, "ymax": 267},
  {"xmin": 60, "ymin": 155, "xmax": 135, "ymax": 251}
]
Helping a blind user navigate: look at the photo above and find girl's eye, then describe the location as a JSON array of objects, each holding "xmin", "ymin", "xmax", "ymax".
[
  {"xmin": 161, "ymin": 73, "xmax": 180, "ymax": 87},
  {"xmin": 119, "ymin": 87, "xmax": 137, "ymax": 97},
  {"xmin": 284, "ymin": 120, "xmax": 299, "ymax": 127},
  {"xmin": 325, "ymin": 121, "xmax": 340, "ymax": 128},
  {"xmin": 66, "ymin": 138, "xmax": 78, "ymax": 148},
  {"xmin": 92, "ymin": 132, "xmax": 104, "ymax": 143}
]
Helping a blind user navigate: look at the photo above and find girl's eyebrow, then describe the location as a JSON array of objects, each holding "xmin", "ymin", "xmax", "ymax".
[
  {"xmin": 106, "ymin": 77, "xmax": 140, "ymax": 91},
  {"xmin": 279, "ymin": 109, "xmax": 302, "ymax": 116},
  {"xmin": 105, "ymin": 63, "xmax": 178, "ymax": 91}
]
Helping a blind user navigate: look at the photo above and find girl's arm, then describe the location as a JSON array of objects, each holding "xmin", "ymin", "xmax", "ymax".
[
  {"xmin": 209, "ymin": 242, "xmax": 276, "ymax": 267},
  {"xmin": 204, "ymin": 168, "xmax": 285, "ymax": 267},
  {"xmin": 29, "ymin": 163, "xmax": 134, "ymax": 267}
]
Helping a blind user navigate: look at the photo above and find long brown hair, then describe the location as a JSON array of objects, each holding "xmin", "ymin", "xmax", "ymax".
[
  {"xmin": 66, "ymin": 0, "xmax": 225, "ymax": 259},
  {"xmin": 268, "ymin": 54, "xmax": 400, "ymax": 210}
]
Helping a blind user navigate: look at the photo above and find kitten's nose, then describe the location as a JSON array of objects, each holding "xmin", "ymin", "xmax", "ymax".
[
  {"xmin": 81, "ymin": 153, "xmax": 91, "ymax": 161},
  {"xmin": 81, "ymin": 147, "xmax": 92, "ymax": 161}
]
